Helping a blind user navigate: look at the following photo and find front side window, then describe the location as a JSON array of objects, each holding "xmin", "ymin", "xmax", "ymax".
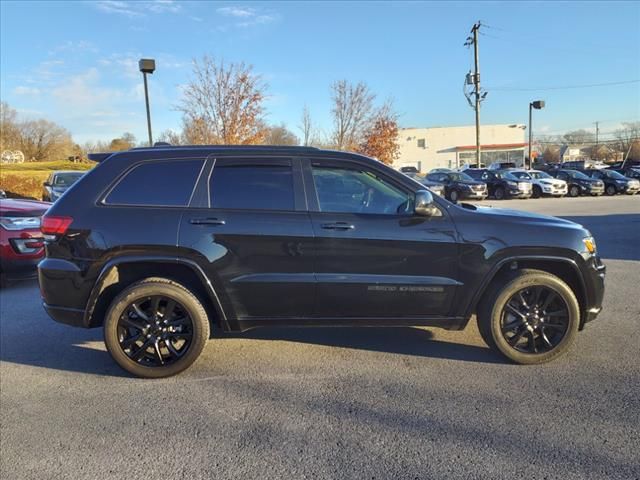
[
  {"xmin": 210, "ymin": 164, "xmax": 294, "ymax": 211},
  {"xmin": 105, "ymin": 159, "xmax": 204, "ymax": 206},
  {"xmin": 312, "ymin": 165, "xmax": 411, "ymax": 215}
]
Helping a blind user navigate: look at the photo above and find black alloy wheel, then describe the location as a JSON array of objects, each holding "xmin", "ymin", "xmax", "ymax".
[
  {"xmin": 605, "ymin": 185, "xmax": 617, "ymax": 196},
  {"xmin": 500, "ymin": 286, "xmax": 569, "ymax": 354},
  {"xmin": 494, "ymin": 187, "xmax": 505, "ymax": 200},
  {"xmin": 117, "ymin": 295, "xmax": 193, "ymax": 367},
  {"xmin": 569, "ymin": 185, "xmax": 580, "ymax": 197},
  {"xmin": 104, "ymin": 277, "xmax": 209, "ymax": 378}
]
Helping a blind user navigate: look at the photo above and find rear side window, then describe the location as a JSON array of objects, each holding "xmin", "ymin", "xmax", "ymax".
[
  {"xmin": 210, "ymin": 164, "xmax": 294, "ymax": 211},
  {"xmin": 105, "ymin": 159, "xmax": 204, "ymax": 206}
]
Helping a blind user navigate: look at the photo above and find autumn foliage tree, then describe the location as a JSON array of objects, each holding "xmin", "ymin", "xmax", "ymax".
[
  {"xmin": 177, "ymin": 56, "xmax": 269, "ymax": 145},
  {"xmin": 356, "ymin": 106, "xmax": 400, "ymax": 165}
]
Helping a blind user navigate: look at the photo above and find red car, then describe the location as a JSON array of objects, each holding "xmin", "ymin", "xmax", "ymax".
[{"xmin": 0, "ymin": 198, "xmax": 50, "ymax": 283}]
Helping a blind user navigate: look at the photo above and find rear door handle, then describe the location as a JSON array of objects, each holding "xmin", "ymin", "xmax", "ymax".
[
  {"xmin": 189, "ymin": 218, "xmax": 226, "ymax": 225},
  {"xmin": 321, "ymin": 222, "xmax": 355, "ymax": 230}
]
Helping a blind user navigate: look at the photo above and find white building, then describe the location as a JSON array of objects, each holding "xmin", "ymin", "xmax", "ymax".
[{"xmin": 396, "ymin": 124, "xmax": 527, "ymax": 172}]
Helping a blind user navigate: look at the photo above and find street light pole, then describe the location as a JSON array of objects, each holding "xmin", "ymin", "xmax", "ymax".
[
  {"xmin": 472, "ymin": 22, "xmax": 481, "ymax": 168},
  {"xmin": 528, "ymin": 100, "xmax": 545, "ymax": 169},
  {"xmin": 142, "ymin": 72, "xmax": 153, "ymax": 146},
  {"xmin": 138, "ymin": 58, "xmax": 156, "ymax": 147}
]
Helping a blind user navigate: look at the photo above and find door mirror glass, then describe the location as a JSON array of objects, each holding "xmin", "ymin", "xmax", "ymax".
[
  {"xmin": 414, "ymin": 190, "xmax": 440, "ymax": 217},
  {"xmin": 43, "ymin": 181, "xmax": 51, "ymax": 187}
]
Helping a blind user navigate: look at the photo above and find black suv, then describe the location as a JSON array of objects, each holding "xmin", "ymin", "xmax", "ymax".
[
  {"xmin": 425, "ymin": 171, "xmax": 487, "ymax": 202},
  {"xmin": 550, "ymin": 169, "xmax": 605, "ymax": 197},
  {"xmin": 579, "ymin": 169, "xmax": 640, "ymax": 196},
  {"xmin": 464, "ymin": 168, "xmax": 533, "ymax": 200},
  {"xmin": 39, "ymin": 146, "xmax": 605, "ymax": 378}
]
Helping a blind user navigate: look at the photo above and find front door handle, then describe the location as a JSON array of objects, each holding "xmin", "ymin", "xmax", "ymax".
[
  {"xmin": 321, "ymin": 222, "xmax": 355, "ymax": 230},
  {"xmin": 189, "ymin": 218, "xmax": 226, "ymax": 226}
]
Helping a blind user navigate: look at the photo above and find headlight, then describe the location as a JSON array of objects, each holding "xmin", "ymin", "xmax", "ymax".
[
  {"xmin": 583, "ymin": 236, "xmax": 596, "ymax": 255},
  {"xmin": 0, "ymin": 216, "xmax": 41, "ymax": 230}
]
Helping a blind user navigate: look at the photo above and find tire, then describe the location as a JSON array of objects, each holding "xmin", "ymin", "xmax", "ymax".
[
  {"xmin": 449, "ymin": 189, "xmax": 460, "ymax": 203},
  {"xmin": 494, "ymin": 187, "xmax": 506, "ymax": 200},
  {"xmin": 103, "ymin": 277, "xmax": 210, "ymax": 378},
  {"xmin": 568, "ymin": 185, "xmax": 580, "ymax": 197},
  {"xmin": 477, "ymin": 269, "xmax": 580, "ymax": 365},
  {"xmin": 532, "ymin": 185, "xmax": 542, "ymax": 199},
  {"xmin": 605, "ymin": 185, "xmax": 616, "ymax": 196}
]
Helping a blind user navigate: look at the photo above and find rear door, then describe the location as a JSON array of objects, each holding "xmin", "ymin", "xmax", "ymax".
[
  {"xmin": 178, "ymin": 156, "xmax": 315, "ymax": 322},
  {"xmin": 303, "ymin": 158, "xmax": 460, "ymax": 319}
]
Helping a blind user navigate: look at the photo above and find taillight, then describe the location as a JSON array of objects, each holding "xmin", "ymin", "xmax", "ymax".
[{"xmin": 41, "ymin": 215, "xmax": 73, "ymax": 236}]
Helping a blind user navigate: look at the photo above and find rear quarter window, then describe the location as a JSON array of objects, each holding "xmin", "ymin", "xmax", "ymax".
[{"xmin": 104, "ymin": 159, "xmax": 204, "ymax": 207}]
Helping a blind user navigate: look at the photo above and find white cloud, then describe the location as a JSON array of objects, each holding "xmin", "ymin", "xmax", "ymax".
[
  {"xmin": 13, "ymin": 86, "xmax": 42, "ymax": 96},
  {"xmin": 216, "ymin": 6, "xmax": 279, "ymax": 28},
  {"xmin": 48, "ymin": 40, "xmax": 98, "ymax": 56},
  {"xmin": 94, "ymin": 0, "xmax": 181, "ymax": 17}
]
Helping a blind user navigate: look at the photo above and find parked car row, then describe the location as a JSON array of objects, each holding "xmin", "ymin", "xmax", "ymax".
[{"xmin": 402, "ymin": 166, "xmax": 640, "ymax": 202}]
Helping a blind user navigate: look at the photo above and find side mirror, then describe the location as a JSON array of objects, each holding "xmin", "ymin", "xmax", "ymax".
[
  {"xmin": 414, "ymin": 190, "xmax": 440, "ymax": 217},
  {"xmin": 43, "ymin": 181, "xmax": 51, "ymax": 187}
]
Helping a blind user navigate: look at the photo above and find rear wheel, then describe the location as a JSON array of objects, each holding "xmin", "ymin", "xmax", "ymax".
[
  {"xmin": 532, "ymin": 185, "xmax": 542, "ymax": 198},
  {"xmin": 568, "ymin": 185, "xmax": 580, "ymax": 197},
  {"xmin": 477, "ymin": 269, "xmax": 580, "ymax": 364},
  {"xmin": 448, "ymin": 189, "xmax": 460, "ymax": 203},
  {"xmin": 605, "ymin": 185, "xmax": 616, "ymax": 196},
  {"xmin": 103, "ymin": 277, "xmax": 210, "ymax": 378}
]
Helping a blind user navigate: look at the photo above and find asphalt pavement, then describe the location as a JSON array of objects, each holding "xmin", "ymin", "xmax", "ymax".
[{"xmin": 1, "ymin": 195, "xmax": 639, "ymax": 480}]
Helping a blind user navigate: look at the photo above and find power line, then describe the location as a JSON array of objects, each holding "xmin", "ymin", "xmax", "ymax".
[{"xmin": 486, "ymin": 79, "xmax": 639, "ymax": 92}]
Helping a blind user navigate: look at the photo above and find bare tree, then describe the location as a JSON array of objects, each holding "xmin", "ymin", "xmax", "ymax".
[
  {"xmin": 109, "ymin": 132, "xmax": 137, "ymax": 151},
  {"xmin": 263, "ymin": 123, "xmax": 299, "ymax": 146},
  {"xmin": 563, "ymin": 129, "xmax": 595, "ymax": 145},
  {"xmin": 299, "ymin": 105, "xmax": 313, "ymax": 146},
  {"xmin": 0, "ymin": 102, "xmax": 20, "ymax": 152},
  {"xmin": 18, "ymin": 119, "xmax": 74, "ymax": 161},
  {"xmin": 156, "ymin": 129, "xmax": 184, "ymax": 145},
  {"xmin": 330, "ymin": 80, "xmax": 376, "ymax": 150},
  {"xmin": 177, "ymin": 56, "xmax": 269, "ymax": 145},
  {"xmin": 614, "ymin": 121, "xmax": 640, "ymax": 154}
]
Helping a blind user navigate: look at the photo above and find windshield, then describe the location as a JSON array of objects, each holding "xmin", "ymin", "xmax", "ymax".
[
  {"xmin": 529, "ymin": 171, "xmax": 552, "ymax": 179},
  {"xmin": 449, "ymin": 172, "xmax": 475, "ymax": 182},
  {"xmin": 566, "ymin": 170, "xmax": 591, "ymax": 180},
  {"xmin": 602, "ymin": 170, "xmax": 627, "ymax": 180},
  {"xmin": 500, "ymin": 172, "xmax": 521, "ymax": 181},
  {"xmin": 509, "ymin": 171, "xmax": 532, "ymax": 180},
  {"xmin": 53, "ymin": 172, "xmax": 83, "ymax": 187}
]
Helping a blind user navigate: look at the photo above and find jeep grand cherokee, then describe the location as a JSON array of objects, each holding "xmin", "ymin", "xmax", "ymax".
[{"xmin": 39, "ymin": 145, "xmax": 605, "ymax": 378}]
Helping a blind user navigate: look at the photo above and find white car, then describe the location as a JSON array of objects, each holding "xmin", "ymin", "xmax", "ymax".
[{"xmin": 509, "ymin": 169, "xmax": 568, "ymax": 198}]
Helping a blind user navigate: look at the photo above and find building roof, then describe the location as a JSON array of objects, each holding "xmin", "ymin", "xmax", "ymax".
[{"xmin": 455, "ymin": 143, "xmax": 527, "ymax": 151}]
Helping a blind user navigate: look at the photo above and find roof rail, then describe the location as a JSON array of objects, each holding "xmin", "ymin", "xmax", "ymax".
[
  {"xmin": 129, "ymin": 144, "xmax": 320, "ymax": 152},
  {"xmin": 87, "ymin": 152, "xmax": 113, "ymax": 163}
]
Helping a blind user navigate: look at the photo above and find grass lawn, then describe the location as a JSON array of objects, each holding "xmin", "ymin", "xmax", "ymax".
[{"xmin": 0, "ymin": 161, "xmax": 95, "ymax": 200}]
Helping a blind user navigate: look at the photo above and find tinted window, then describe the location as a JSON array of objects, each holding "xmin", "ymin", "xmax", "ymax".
[
  {"xmin": 106, "ymin": 159, "xmax": 204, "ymax": 206},
  {"xmin": 312, "ymin": 165, "xmax": 410, "ymax": 215},
  {"xmin": 210, "ymin": 164, "xmax": 294, "ymax": 210}
]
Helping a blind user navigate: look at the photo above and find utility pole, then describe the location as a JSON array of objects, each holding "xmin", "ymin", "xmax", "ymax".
[
  {"xmin": 594, "ymin": 121, "xmax": 599, "ymax": 160},
  {"xmin": 472, "ymin": 22, "xmax": 481, "ymax": 168}
]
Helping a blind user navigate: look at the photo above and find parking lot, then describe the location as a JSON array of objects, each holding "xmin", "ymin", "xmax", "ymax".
[{"xmin": 1, "ymin": 195, "xmax": 639, "ymax": 480}]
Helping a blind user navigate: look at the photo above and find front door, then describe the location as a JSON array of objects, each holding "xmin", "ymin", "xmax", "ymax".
[
  {"xmin": 179, "ymin": 157, "xmax": 315, "ymax": 322},
  {"xmin": 304, "ymin": 158, "xmax": 460, "ymax": 319}
]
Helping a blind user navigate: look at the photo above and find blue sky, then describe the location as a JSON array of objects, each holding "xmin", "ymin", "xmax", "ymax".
[{"xmin": 1, "ymin": 0, "xmax": 639, "ymax": 144}]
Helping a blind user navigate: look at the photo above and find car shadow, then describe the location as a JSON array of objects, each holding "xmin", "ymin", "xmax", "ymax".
[
  {"xmin": 216, "ymin": 326, "xmax": 507, "ymax": 365},
  {"xmin": 561, "ymin": 214, "xmax": 640, "ymax": 261}
]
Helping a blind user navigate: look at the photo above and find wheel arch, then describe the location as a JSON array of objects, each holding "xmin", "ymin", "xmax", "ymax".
[
  {"xmin": 84, "ymin": 256, "xmax": 227, "ymax": 330},
  {"xmin": 467, "ymin": 256, "xmax": 588, "ymax": 329}
]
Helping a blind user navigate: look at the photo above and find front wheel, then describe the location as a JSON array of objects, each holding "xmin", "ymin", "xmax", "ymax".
[
  {"xmin": 568, "ymin": 185, "xmax": 580, "ymax": 197},
  {"xmin": 104, "ymin": 277, "xmax": 210, "ymax": 378},
  {"xmin": 477, "ymin": 269, "xmax": 580, "ymax": 364},
  {"xmin": 494, "ymin": 187, "xmax": 506, "ymax": 200},
  {"xmin": 448, "ymin": 189, "xmax": 460, "ymax": 203},
  {"xmin": 605, "ymin": 185, "xmax": 616, "ymax": 196},
  {"xmin": 532, "ymin": 185, "xmax": 542, "ymax": 198}
]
